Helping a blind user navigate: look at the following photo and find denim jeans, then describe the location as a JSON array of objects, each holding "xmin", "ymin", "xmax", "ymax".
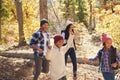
[
  {"xmin": 102, "ymin": 72, "xmax": 115, "ymax": 80},
  {"xmin": 65, "ymin": 47, "xmax": 77, "ymax": 77},
  {"xmin": 33, "ymin": 54, "xmax": 49, "ymax": 80}
]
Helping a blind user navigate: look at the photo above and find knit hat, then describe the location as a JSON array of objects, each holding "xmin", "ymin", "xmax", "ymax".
[
  {"xmin": 54, "ymin": 35, "xmax": 64, "ymax": 43},
  {"xmin": 102, "ymin": 33, "xmax": 112, "ymax": 43},
  {"xmin": 40, "ymin": 18, "xmax": 48, "ymax": 26},
  {"xmin": 66, "ymin": 20, "xmax": 73, "ymax": 27}
]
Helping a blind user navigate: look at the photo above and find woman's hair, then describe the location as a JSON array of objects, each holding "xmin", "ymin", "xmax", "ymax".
[
  {"xmin": 103, "ymin": 42, "xmax": 105, "ymax": 46},
  {"xmin": 64, "ymin": 24, "xmax": 74, "ymax": 40}
]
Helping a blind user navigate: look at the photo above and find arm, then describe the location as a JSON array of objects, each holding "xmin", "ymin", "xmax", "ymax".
[
  {"xmin": 89, "ymin": 53, "xmax": 99, "ymax": 62},
  {"xmin": 63, "ymin": 34, "xmax": 74, "ymax": 54},
  {"xmin": 47, "ymin": 33, "xmax": 52, "ymax": 49},
  {"xmin": 29, "ymin": 33, "xmax": 43, "ymax": 53},
  {"xmin": 116, "ymin": 50, "xmax": 120, "ymax": 62},
  {"xmin": 82, "ymin": 52, "xmax": 99, "ymax": 63},
  {"xmin": 111, "ymin": 50, "xmax": 120, "ymax": 68},
  {"xmin": 61, "ymin": 32, "xmax": 67, "ymax": 45}
]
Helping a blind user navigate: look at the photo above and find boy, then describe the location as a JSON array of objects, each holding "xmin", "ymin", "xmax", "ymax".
[
  {"xmin": 30, "ymin": 18, "xmax": 51, "ymax": 80},
  {"xmin": 48, "ymin": 34, "xmax": 74, "ymax": 80}
]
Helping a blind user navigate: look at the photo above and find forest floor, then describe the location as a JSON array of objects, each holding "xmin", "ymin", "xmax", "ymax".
[{"xmin": 0, "ymin": 27, "xmax": 120, "ymax": 80}]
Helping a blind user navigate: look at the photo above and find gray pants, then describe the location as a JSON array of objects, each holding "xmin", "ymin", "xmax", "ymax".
[{"xmin": 33, "ymin": 54, "xmax": 49, "ymax": 80}]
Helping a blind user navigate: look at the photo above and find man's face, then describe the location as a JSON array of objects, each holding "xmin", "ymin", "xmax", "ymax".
[
  {"xmin": 55, "ymin": 40, "xmax": 64, "ymax": 48},
  {"xmin": 41, "ymin": 23, "xmax": 49, "ymax": 32}
]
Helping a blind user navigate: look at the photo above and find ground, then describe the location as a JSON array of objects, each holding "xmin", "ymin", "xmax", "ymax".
[
  {"xmin": 0, "ymin": 27, "xmax": 120, "ymax": 80},
  {"xmin": 0, "ymin": 56, "xmax": 104, "ymax": 80}
]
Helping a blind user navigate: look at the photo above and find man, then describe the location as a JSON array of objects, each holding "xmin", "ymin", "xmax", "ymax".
[{"xmin": 30, "ymin": 18, "xmax": 51, "ymax": 80}]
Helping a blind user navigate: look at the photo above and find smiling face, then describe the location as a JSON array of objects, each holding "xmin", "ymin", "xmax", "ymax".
[
  {"xmin": 41, "ymin": 23, "xmax": 49, "ymax": 32},
  {"xmin": 55, "ymin": 39, "xmax": 64, "ymax": 48},
  {"xmin": 69, "ymin": 25, "xmax": 74, "ymax": 32},
  {"xmin": 104, "ymin": 39, "xmax": 112, "ymax": 49}
]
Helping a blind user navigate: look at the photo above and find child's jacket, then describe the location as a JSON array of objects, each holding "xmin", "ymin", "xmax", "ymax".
[{"xmin": 49, "ymin": 34, "xmax": 74, "ymax": 80}]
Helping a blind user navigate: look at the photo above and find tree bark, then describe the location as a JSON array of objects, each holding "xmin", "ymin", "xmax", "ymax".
[
  {"xmin": 89, "ymin": 2, "xmax": 92, "ymax": 34},
  {"xmin": 0, "ymin": 52, "xmax": 99, "ymax": 66},
  {"xmin": 1, "ymin": 51, "xmax": 120, "ymax": 67},
  {"xmin": 65, "ymin": 0, "xmax": 69, "ymax": 21},
  {"xmin": 0, "ymin": 18, "xmax": 1, "ymax": 41},
  {"xmin": 15, "ymin": 0, "xmax": 27, "ymax": 46},
  {"xmin": 39, "ymin": 0, "xmax": 48, "ymax": 20},
  {"xmin": 72, "ymin": 0, "xmax": 76, "ymax": 21}
]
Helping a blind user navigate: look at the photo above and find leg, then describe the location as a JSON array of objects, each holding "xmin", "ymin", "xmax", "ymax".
[
  {"xmin": 42, "ymin": 57, "xmax": 49, "ymax": 73},
  {"xmin": 33, "ymin": 54, "xmax": 43, "ymax": 80},
  {"xmin": 65, "ymin": 48, "xmax": 70, "ymax": 65},
  {"xmin": 102, "ymin": 72, "xmax": 115, "ymax": 80},
  {"xmin": 69, "ymin": 48, "xmax": 77, "ymax": 78}
]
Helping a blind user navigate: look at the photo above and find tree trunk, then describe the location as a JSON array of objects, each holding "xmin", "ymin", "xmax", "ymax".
[
  {"xmin": 0, "ymin": 52, "xmax": 99, "ymax": 66},
  {"xmin": 89, "ymin": 2, "xmax": 92, "ymax": 34},
  {"xmin": 65, "ymin": 0, "xmax": 69, "ymax": 21},
  {"xmin": 72, "ymin": 0, "xmax": 76, "ymax": 21},
  {"xmin": 39, "ymin": 0, "xmax": 48, "ymax": 20},
  {"xmin": 0, "ymin": 18, "xmax": 1, "ymax": 41},
  {"xmin": 93, "ymin": 16, "xmax": 96, "ymax": 30},
  {"xmin": 15, "ymin": 0, "xmax": 26, "ymax": 46}
]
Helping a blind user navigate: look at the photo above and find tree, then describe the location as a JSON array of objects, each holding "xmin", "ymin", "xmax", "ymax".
[
  {"xmin": 65, "ymin": 0, "xmax": 69, "ymax": 21},
  {"xmin": 88, "ymin": 0, "xmax": 92, "ymax": 34},
  {"xmin": 64, "ymin": 0, "xmax": 76, "ymax": 21},
  {"xmin": 76, "ymin": 0, "xmax": 88, "ymax": 27},
  {"xmin": 39, "ymin": 0, "xmax": 48, "ymax": 20},
  {"xmin": 0, "ymin": 0, "xmax": 9, "ymax": 41},
  {"xmin": 15, "ymin": 0, "xmax": 26, "ymax": 46}
]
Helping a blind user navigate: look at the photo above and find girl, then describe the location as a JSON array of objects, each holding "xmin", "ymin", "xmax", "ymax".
[
  {"xmin": 61, "ymin": 20, "xmax": 77, "ymax": 80},
  {"xmin": 83, "ymin": 33, "xmax": 120, "ymax": 80}
]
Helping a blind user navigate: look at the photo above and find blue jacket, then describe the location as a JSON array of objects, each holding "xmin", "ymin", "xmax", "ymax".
[{"xmin": 29, "ymin": 29, "xmax": 50, "ymax": 57}]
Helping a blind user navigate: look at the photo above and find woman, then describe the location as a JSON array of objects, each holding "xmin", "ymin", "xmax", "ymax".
[{"xmin": 62, "ymin": 20, "xmax": 77, "ymax": 80}]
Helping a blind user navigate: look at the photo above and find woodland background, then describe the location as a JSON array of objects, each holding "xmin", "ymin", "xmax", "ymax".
[
  {"xmin": 0, "ymin": 0, "xmax": 120, "ymax": 50},
  {"xmin": 0, "ymin": 0, "xmax": 120, "ymax": 80}
]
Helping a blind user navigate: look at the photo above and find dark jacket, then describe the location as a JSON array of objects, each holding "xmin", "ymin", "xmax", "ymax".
[
  {"xmin": 98, "ymin": 46, "xmax": 118, "ymax": 70},
  {"xmin": 61, "ymin": 30, "xmax": 76, "ymax": 50}
]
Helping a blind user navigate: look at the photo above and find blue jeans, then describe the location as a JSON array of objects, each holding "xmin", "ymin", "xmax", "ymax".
[
  {"xmin": 65, "ymin": 47, "xmax": 77, "ymax": 77},
  {"xmin": 33, "ymin": 54, "xmax": 49, "ymax": 80},
  {"xmin": 102, "ymin": 72, "xmax": 115, "ymax": 80}
]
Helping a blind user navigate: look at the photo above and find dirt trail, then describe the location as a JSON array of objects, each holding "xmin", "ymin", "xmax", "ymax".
[{"xmin": 0, "ymin": 27, "xmax": 120, "ymax": 80}]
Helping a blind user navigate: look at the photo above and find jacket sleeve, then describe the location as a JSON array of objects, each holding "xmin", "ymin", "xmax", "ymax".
[
  {"xmin": 47, "ymin": 33, "xmax": 51, "ymax": 46},
  {"xmin": 89, "ymin": 52, "xmax": 99, "ymax": 62},
  {"xmin": 29, "ymin": 33, "xmax": 39, "ymax": 47},
  {"xmin": 116, "ymin": 50, "xmax": 120, "ymax": 62},
  {"xmin": 61, "ymin": 32, "xmax": 67, "ymax": 44}
]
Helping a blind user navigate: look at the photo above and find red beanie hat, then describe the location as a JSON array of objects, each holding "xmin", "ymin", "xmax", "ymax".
[
  {"xmin": 102, "ymin": 33, "xmax": 112, "ymax": 43},
  {"xmin": 54, "ymin": 35, "xmax": 63, "ymax": 43}
]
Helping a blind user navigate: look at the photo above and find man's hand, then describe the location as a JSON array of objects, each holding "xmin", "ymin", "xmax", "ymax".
[{"xmin": 38, "ymin": 48, "xmax": 43, "ymax": 54}]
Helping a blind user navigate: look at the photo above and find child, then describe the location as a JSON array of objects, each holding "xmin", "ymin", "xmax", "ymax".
[
  {"xmin": 61, "ymin": 20, "xmax": 77, "ymax": 80},
  {"xmin": 83, "ymin": 33, "xmax": 120, "ymax": 80},
  {"xmin": 48, "ymin": 34, "xmax": 74, "ymax": 80}
]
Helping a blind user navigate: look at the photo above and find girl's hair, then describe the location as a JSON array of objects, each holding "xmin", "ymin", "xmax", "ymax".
[{"xmin": 64, "ymin": 24, "xmax": 74, "ymax": 40}]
